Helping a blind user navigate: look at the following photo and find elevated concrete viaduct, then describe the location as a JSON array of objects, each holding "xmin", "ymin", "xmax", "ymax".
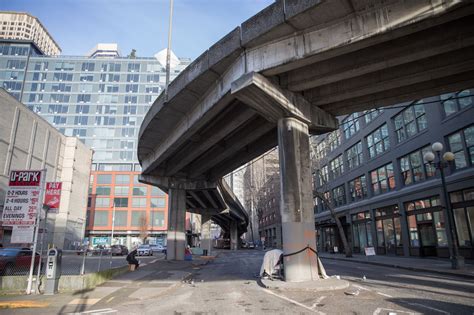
[{"xmin": 138, "ymin": 0, "xmax": 474, "ymax": 281}]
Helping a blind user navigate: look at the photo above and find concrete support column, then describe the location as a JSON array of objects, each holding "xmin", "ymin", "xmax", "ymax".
[
  {"xmin": 230, "ymin": 221, "xmax": 238, "ymax": 250},
  {"xmin": 201, "ymin": 213, "xmax": 212, "ymax": 256},
  {"xmin": 167, "ymin": 188, "xmax": 186, "ymax": 260},
  {"xmin": 278, "ymin": 117, "xmax": 319, "ymax": 282}
]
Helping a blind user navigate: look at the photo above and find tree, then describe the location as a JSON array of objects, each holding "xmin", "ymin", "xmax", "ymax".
[
  {"xmin": 139, "ymin": 213, "xmax": 148, "ymax": 243},
  {"xmin": 311, "ymin": 138, "xmax": 353, "ymax": 258},
  {"xmin": 128, "ymin": 49, "xmax": 137, "ymax": 59}
]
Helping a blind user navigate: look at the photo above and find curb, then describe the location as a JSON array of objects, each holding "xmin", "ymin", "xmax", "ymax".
[
  {"xmin": 320, "ymin": 256, "xmax": 474, "ymax": 280},
  {"xmin": 262, "ymin": 278, "xmax": 349, "ymax": 293}
]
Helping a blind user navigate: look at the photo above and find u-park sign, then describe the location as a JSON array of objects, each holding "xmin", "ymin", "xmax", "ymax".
[{"xmin": 2, "ymin": 170, "xmax": 45, "ymax": 226}]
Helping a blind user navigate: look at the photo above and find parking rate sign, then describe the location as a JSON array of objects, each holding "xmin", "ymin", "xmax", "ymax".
[
  {"xmin": 44, "ymin": 182, "xmax": 62, "ymax": 213},
  {"xmin": 1, "ymin": 170, "xmax": 45, "ymax": 226}
]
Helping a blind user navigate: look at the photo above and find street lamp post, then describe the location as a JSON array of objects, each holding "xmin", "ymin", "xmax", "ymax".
[
  {"xmin": 423, "ymin": 142, "xmax": 465, "ymax": 269},
  {"xmin": 109, "ymin": 202, "xmax": 116, "ymax": 268}
]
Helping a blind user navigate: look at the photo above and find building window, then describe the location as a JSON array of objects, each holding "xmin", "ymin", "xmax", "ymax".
[
  {"xmin": 151, "ymin": 186, "xmax": 166, "ymax": 196},
  {"xmin": 147, "ymin": 74, "xmax": 160, "ymax": 82},
  {"xmin": 126, "ymin": 74, "xmax": 139, "ymax": 82},
  {"xmin": 346, "ymin": 142, "xmax": 363, "ymax": 170},
  {"xmin": 114, "ymin": 211, "xmax": 128, "ymax": 226},
  {"xmin": 332, "ymin": 185, "xmax": 346, "ymax": 207},
  {"xmin": 128, "ymin": 63, "xmax": 140, "ymax": 72},
  {"xmin": 329, "ymin": 155, "xmax": 344, "ymax": 179},
  {"xmin": 367, "ymin": 124, "xmax": 390, "ymax": 159},
  {"xmin": 364, "ymin": 109, "xmax": 383, "ymax": 124},
  {"xmin": 327, "ymin": 130, "xmax": 341, "ymax": 153},
  {"xmin": 94, "ymin": 211, "xmax": 108, "ymax": 226},
  {"xmin": 97, "ymin": 174, "xmax": 112, "ymax": 184},
  {"xmin": 351, "ymin": 211, "xmax": 373, "ymax": 252},
  {"xmin": 132, "ymin": 198, "xmax": 147, "ymax": 208},
  {"xmin": 95, "ymin": 197, "xmax": 110, "ymax": 208},
  {"xmin": 374, "ymin": 205, "xmax": 402, "ymax": 254},
  {"xmin": 81, "ymin": 62, "xmax": 95, "ymax": 72},
  {"xmin": 114, "ymin": 186, "xmax": 129, "ymax": 196},
  {"xmin": 126, "ymin": 84, "xmax": 139, "ymax": 93},
  {"xmin": 113, "ymin": 197, "xmax": 128, "ymax": 208},
  {"xmin": 151, "ymin": 198, "xmax": 166, "ymax": 208},
  {"xmin": 394, "ymin": 102, "xmax": 427, "ymax": 143},
  {"xmin": 151, "ymin": 211, "xmax": 165, "ymax": 227},
  {"xmin": 450, "ymin": 188, "xmax": 474, "ymax": 248},
  {"xmin": 404, "ymin": 196, "xmax": 445, "ymax": 248},
  {"xmin": 115, "ymin": 174, "xmax": 130, "ymax": 185},
  {"xmin": 370, "ymin": 163, "xmax": 395, "ymax": 195},
  {"xmin": 400, "ymin": 145, "xmax": 436, "ymax": 186},
  {"xmin": 349, "ymin": 175, "xmax": 367, "ymax": 202},
  {"xmin": 133, "ymin": 187, "xmax": 147, "ymax": 196},
  {"xmin": 131, "ymin": 211, "xmax": 146, "ymax": 226},
  {"xmin": 95, "ymin": 186, "xmax": 111, "ymax": 196},
  {"xmin": 441, "ymin": 89, "xmax": 473, "ymax": 117},
  {"xmin": 314, "ymin": 140, "xmax": 327, "ymax": 160},
  {"xmin": 342, "ymin": 113, "xmax": 360, "ymax": 139},
  {"xmin": 448, "ymin": 125, "xmax": 474, "ymax": 170}
]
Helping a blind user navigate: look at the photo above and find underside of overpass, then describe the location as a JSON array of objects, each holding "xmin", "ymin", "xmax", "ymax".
[{"xmin": 138, "ymin": 0, "xmax": 474, "ymax": 281}]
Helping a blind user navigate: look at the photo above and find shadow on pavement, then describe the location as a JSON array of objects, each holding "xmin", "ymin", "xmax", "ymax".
[{"xmin": 387, "ymin": 297, "xmax": 473, "ymax": 315}]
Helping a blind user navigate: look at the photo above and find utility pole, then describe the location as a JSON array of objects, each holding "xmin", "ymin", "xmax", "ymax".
[{"xmin": 165, "ymin": 0, "xmax": 174, "ymax": 100}]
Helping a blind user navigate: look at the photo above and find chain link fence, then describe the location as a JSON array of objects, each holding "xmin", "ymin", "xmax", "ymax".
[{"xmin": 0, "ymin": 248, "xmax": 164, "ymax": 278}]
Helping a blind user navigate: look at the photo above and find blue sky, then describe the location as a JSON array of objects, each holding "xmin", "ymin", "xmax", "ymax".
[{"xmin": 0, "ymin": 0, "xmax": 274, "ymax": 59}]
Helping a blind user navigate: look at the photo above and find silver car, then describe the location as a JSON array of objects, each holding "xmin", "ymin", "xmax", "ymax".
[{"xmin": 137, "ymin": 244, "xmax": 153, "ymax": 256}]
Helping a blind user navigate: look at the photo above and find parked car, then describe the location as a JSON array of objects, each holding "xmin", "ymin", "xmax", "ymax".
[
  {"xmin": 0, "ymin": 248, "xmax": 41, "ymax": 275},
  {"xmin": 247, "ymin": 242, "xmax": 255, "ymax": 249},
  {"xmin": 150, "ymin": 244, "xmax": 166, "ymax": 254},
  {"xmin": 137, "ymin": 244, "xmax": 153, "ymax": 256},
  {"xmin": 111, "ymin": 245, "xmax": 129, "ymax": 256}
]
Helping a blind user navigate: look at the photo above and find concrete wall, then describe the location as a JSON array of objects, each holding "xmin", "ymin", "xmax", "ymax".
[{"xmin": 0, "ymin": 88, "xmax": 92, "ymax": 248}]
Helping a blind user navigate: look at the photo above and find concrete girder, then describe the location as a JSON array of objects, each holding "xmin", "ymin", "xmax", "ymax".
[
  {"xmin": 249, "ymin": 1, "xmax": 472, "ymax": 77},
  {"xmin": 139, "ymin": 174, "xmax": 218, "ymax": 192},
  {"xmin": 188, "ymin": 190, "xmax": 208, "ymax": 209},
  {"xmin": 187, "ymin": 117, "xmax": 275, "ymax": 179},
  {"xmin": 164, "ymin": 104, "xmax": 257, "ymax": 176},
  {"xmin": 286, "ymin": 16, "xmax": 474, "ymax": 92},
  {"xmin": 231, "ymin": 71, "xmax": 338, "ymax": 134},
  {"xmin": 307, "ymin": 47, "xmax": 474, "ymax": 114},
  {"xmin": 208, "ymin": 130, "xmax": 277, "ymax": 180}
]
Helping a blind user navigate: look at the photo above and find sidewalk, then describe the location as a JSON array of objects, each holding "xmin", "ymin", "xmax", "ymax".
[
  {"xmin": 319, "ymin": 252, "xmax": 474, "ymax": 279},
  {"xmin": 0, "ymin": 255, "xmax": 213, "ymax": 313}
]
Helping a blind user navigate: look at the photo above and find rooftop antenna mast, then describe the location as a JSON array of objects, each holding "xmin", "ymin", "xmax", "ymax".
[{"xmin": 165, "ymin": 0, "xmax": 174, "ymax": 100}]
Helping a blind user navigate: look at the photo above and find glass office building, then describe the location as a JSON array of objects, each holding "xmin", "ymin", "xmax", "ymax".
[{"xmin": 0, "ymin": 40, "xmax": 191, "ymax": 248}]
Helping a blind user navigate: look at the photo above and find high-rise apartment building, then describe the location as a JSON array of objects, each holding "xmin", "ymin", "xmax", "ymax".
[
  {"xmin": 0, "ymin": 13, "xmax": 191, "ymax": 248},
  {"xmin": 0, "ymin": 12, "xmax": 61, "ymax": 56}
]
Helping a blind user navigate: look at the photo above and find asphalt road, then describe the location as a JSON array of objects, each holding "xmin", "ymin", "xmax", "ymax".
[{"xmin": 112, "ymin": 249, "xmax": 473, "ymax": 314}]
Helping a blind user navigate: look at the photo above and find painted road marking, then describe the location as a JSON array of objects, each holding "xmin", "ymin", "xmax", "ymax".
[
  {"xmin": 311, "ymin": 296, "xmax": 326, "ymax": 309},
  {"xmin": 262, "ymin": 288, "xmax": 326, "ymax": 315},
  {"xmin": 105, "ymin": 296, "xmax": 114, "ymax": 303},
  {"xmin": 68, "ymin": 298, "xmax": 100, "ymax": 305},
  {"xmin": 376, "ymin": 291, "xmax": 393, "ymax": 298},
  {"xmin": 373, "ymin": 307, "xmax": 414, "ymax": 315},
  {"xmin": 69, "ymin": 308, "xmax": 117, "ymax": 314},
  {"xmin": 353, "ymin": 284, "xmax": 371, "ymax": 291},
  {"xmin": 0, "ymin": 300, "xmax": 49, "ymax": 308},
  {"xmin": 405, "ymin": 302, "xmax": 450, "ymax": 314}
]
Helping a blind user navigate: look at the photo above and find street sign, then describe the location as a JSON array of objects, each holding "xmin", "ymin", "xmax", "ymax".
[
  {"xmin": 11, "ymin": 225, "xmax": 35, "ymax": 243},
  {"xmin": 2, "ymin": 170, "xmax": 44, "ymax": 226},
  {"xmin": 44, "ymin": 182, "xmax": 62, "ymax": 213},
  {"xmin": 365, "ymin": 247, "xmax": 376, "ymax": 256}
]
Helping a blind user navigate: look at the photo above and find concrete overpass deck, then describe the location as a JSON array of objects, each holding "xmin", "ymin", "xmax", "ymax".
[{"xmin": 138, "ymin": 0, "xmax": 474, "ymax": 280}]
